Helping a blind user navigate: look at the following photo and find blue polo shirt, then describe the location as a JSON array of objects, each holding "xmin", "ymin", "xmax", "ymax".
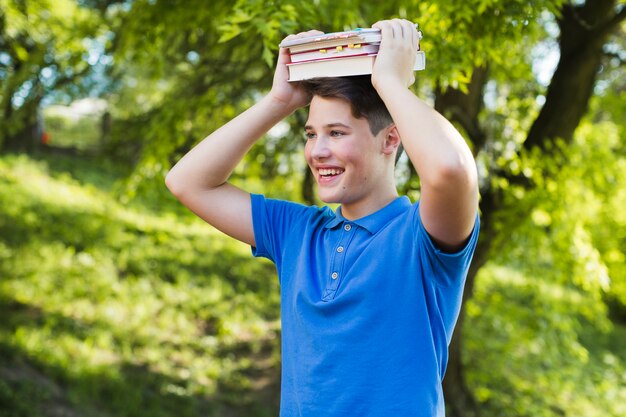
[{"xmin": 251, "ymin": 194, "xmax": 479, "ymax": 417}]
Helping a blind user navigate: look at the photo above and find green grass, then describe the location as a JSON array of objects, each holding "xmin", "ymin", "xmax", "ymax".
[
  {"xmin": 0, "ymin": 153, "xmax": 281, "ymax": 417},
  {"xmin": 43, "ymin": 113, "xmax": 102, "ymax": 152},
  {"xmin": 1, "ymin": 152, "xmax": 624, "ymax": 417},
  {"xmin": 465, "ymin": 265, "xmax": 626, "ymax": 417}
]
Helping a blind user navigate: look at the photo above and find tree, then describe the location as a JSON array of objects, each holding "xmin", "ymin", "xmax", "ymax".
[
  {"xmin": 435, "ymin": 2, "xmax": 625, "ymax": 415},
  {"xmin": 101, "ymin": 0, "xmax": 625, "ymax": 415},
  {"xmin": 0, "ymin": 0, "xmax": 104, "ymax": 151}
]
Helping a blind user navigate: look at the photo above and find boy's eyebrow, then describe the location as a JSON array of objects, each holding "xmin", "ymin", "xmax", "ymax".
[{"xmin": 304, "ymin": 122, "xmax": 351, "ymax": 130}]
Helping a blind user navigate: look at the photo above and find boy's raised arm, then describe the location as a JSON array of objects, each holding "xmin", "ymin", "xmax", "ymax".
[
  {"xmin": 165, "ymin": 31, "xmax": 321, "ymax": 246},
  {"xmin": 371, "ymin": 19, "xmax": 479, "ymax": 252}
]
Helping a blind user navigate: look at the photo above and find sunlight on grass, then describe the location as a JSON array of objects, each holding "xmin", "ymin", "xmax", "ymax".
[
  {"xmin": 0, "ymin": 154, "xmax": 281, "ymax": 417},
  {"xmin": 1, "ymin": 153, "xmax": 623, "ymax": 417},
  {"xmin": 465, "ymin": 264, "xmax": 626, "ymax": 417}
]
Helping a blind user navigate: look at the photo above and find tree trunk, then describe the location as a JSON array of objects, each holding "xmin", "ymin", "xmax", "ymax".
[
  {"xmin": 301, "ymin": 166, "xmax": 316, "ymax": 205},
  {"xmin": 439, "ymin": 2, "xmax": 624, "ymax": 416},
  {"xmin": 435, "ymin": 66, "xmax": 489, "ymax": 149},
  {"xmin": 435, "ymin": 65, "xmax": 490, "ymax": 417},
  {"xmin": 525, "ymin": 0, "xmax": 623, "ymax": 150},
  {"xmin": 296, "ymin": 109, "xmax": 316, "ymax": 206},
  {"xmin": 2, "ymin": 102, "xmax": 42, "ymax": 153},
  {"xmin": 443, "ymin": 187, "xmax": 499, "ymax": 417}
]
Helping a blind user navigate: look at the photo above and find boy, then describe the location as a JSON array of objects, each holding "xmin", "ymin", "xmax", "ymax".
[{"xmin": 166, "ymin": 19, "xmax": 479, "ymax": 417}]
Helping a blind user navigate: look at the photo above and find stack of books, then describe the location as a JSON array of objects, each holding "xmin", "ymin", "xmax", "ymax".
[{"xmin": 279, "ymin": 27, "xmax": 425, "ymax": 82}]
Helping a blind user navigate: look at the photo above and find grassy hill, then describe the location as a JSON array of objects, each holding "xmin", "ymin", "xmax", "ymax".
[
  {"xmin": 0, "ymin": 153, "xmax": 281, "ymax": 417},
  {"xmin": 1, "ymin": 152, "xmax": 624, "ymax": 417}
]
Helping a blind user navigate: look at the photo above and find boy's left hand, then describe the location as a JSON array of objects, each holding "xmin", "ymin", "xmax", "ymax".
[
  {"xmin": 270, "ymin": 30, "xmax": 323, "ymax": 111},
  {"xmin": 371, "ymin": 19, "xmax": 419, "ymax": 90}
]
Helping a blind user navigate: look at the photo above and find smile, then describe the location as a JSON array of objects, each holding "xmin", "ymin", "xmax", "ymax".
[{"xmin": 318, "ymin": 168, "xmax": 345, "ymax": 177}]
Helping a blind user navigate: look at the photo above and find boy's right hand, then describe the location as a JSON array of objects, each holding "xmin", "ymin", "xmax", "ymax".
[
  {"xmin": 269, "ymin": 30, "xmax": 324, "ymax": 112},
  {"xmin": 371, "ymin": 19, "xmax": 419, "ymax": 92}
]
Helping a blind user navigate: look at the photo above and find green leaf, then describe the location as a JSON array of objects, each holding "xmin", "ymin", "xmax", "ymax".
[{"xmin": 217, "ymin": 25, "xmax": 242, "ymax": 43}]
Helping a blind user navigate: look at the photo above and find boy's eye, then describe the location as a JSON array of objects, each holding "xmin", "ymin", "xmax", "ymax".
[
  {"xmin": 304, "ymin": 131, "xmax": 317, "ymax": 140},
  {"xmin": 330, "ymin": 130, "xmax": 345, "ymax": 137}
]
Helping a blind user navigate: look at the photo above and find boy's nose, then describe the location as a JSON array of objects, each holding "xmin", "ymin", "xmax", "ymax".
[{"xmin": 310, "ymin": 136, "xmax": 332, "ymax": 159}]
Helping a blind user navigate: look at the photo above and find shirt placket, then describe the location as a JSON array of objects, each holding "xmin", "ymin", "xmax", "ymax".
[{"xmin": 322, "ymin": 222, "xmax": 356, "ymax": 301}]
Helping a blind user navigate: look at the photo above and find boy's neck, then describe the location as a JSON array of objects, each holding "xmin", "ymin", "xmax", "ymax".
[{"xmin": 339, "ymin": 190, "xmax": 399, "ymax": 221}]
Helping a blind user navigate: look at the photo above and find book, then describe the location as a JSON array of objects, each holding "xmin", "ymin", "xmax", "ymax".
[
  {"xmin": 280, "ymin": 28, "xmax": 385, "ymax": 54},
  {"xmin": 280, "ymin": 26, "xmax": 425, "ymax": 82},
  {"xmin": 287, "ymin": 51, "xmax": 426, "ymax": 82},
  {"xmin": 279, "ymin": 26, "xmax": 422, "ymax": 53},
  {"xmin": 289, "ymin": 43, "xmax": 380, "ymax": 63}
]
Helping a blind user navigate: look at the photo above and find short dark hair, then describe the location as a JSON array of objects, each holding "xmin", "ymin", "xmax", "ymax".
[{"xmin": 300, "ymin": 76, "xmax": 393, "ymax": 136}]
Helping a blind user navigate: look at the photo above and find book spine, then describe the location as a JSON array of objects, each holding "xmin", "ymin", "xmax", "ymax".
[{"xmin": 289, "ymin": 44, "xmax": 379, "ymax": 63}]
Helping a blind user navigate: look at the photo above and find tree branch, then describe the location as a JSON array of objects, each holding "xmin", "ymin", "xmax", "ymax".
[
  {"xmin": 434, "ymin": 65, "xmax": 489, "ymax": 153},
  {"xmin": 524, "ymin": 0, "xmax": 621, "ymax": 152},
  {"xmin": 599, "ymin": 4, "xmax": 626, "ymax": 36}
]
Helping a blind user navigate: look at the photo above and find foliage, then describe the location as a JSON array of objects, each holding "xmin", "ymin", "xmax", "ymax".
[
  {"xmin": 43, "ymin": 113, "xmax": 101, "ymax": 151},
  {"xmin": 101, "ymin": 0, "xmax": 566, "ymax": 194},
  {"xmin": 466, "ymin": 265, "xmax": 626, "ymax": 417},
  {"xmin": 464, "ymin": 107, "xmax": 626, "ymax": 416},
  {"xmin": 0, "ymin": 153, "xmax": 281, "ymax": 416},
  {"xmin": 0, "ymin": 0, "xmax": 106, "ymax": 150},
  {"xmin": 0, "ymin": 129, "xmax": 623, "ymax": 415},
  {"xmin": 2, "ymin": 1, "xmax": 625, "ymax": 416}
]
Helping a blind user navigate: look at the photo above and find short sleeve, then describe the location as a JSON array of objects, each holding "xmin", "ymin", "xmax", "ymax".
[
  {"xmin": 250, "ymin": 194, "xmax": 271, "ymax": 259},
  {"xmin": 250, "ymin": 194, "xmax": 327, "ymax": 265},
  {"xmin": 413, "ymin": 203, "xmax": 480, "ymax": 287}
]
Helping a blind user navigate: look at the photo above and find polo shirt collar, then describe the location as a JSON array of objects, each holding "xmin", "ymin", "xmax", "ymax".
[{"xmin": 324, "ymin": 196, "xmax": 412, "ymax": 234}]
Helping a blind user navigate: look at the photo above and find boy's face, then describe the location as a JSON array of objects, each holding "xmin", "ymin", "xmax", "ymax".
[{"xmin": 304, "ymin": 96, "xmax": 391, "ymax": 208}]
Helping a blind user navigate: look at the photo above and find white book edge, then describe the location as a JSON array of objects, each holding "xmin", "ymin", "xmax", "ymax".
[
  {"xmin": 288, "ymin": 51, "xmax": 425, "ymax": 82},
  {"xmin": 279, "ymin": 28, "xmax": 381, "ymax": 48},
  {"xmin": 289, "ymin": 44, "xmax": 380, "ymax": 63}
]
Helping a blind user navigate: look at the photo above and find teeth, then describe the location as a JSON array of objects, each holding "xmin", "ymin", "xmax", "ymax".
[{"xmin": 319, "ymin": 168, "xmax": 344, "ymax": 176}]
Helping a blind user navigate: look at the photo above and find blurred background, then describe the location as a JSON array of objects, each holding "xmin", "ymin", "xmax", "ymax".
[{"xmin": 0, "ymin": 1, "xmax": 624, "ymax": 416}]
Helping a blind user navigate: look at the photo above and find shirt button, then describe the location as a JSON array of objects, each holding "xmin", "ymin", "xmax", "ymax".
[
  {"xmin": 331, "ymin": 272, "xmax": 338, "ymax": 279},
  {"xmin": 344, "ymin": 224, "xmax": 352, "ymax": 231},
  {"xmin": 337, "ymin": 246, "xmax": 344, "ymax": 253}
]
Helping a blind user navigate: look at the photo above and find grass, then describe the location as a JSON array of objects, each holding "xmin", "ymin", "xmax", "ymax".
[
  {"xmin": 0, "ymin": 152, "xmax": 281, "ymax": 417},
  {"xmin": 1, "ymin": 151, "xmax": 624, "ymax": 417},
  {"xmin": 465, "ymin": 265, "xmax": 626, "ymax": 417}
]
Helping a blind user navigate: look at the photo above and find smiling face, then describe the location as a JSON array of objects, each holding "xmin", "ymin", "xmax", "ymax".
[{"xmin": 304, "ymin": 95, "xmax": 399, "ymax": 218}]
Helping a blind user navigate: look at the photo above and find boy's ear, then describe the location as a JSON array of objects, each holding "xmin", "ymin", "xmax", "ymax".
[{"xmin": 381, "ymin": 124, "xmax": 401, "ymax": 156}]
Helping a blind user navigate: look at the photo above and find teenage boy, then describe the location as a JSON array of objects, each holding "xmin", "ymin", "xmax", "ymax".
[{"xmin": 166, "ymin": 19, "xmax": 479, "ymax": 417}]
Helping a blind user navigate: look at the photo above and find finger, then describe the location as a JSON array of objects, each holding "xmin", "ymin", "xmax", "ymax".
[
  {"xmin": 392, "ymin": 18, "xmax": 406, "ymax": 39},
  {"xmin": 276, "ymin": 47, "xmax": 291, "ymax": 65},
  {"xmin": 280, "ymin": 30, "xmax": 324, "ymax": 45},
  {"xmin": 294, "ymin": 29, "xmax": 324, "ymax": 39},
  {"xmin": 373, "ymin": 20, "xmax": 393, "ymax": 43},
  {"xmin": 280, "ymin": 34, "xmax": 299, "ymax": 46},
  {"xmin": 301, "ymin": 29, "xmax": 324, "ymax": 36},
  {"xmin": 400, "ymin": 19, "xmax": 418, "ymax": 49}
]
